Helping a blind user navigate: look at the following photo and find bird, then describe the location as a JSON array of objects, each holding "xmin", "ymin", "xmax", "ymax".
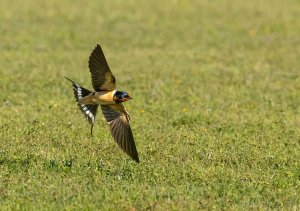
[{"xmin": 65, "ymin": 44, "xmax": 139, "ymax": 163}]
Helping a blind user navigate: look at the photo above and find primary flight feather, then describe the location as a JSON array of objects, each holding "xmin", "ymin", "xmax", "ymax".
[{"xmin": 65, "ymin": 44, "xmax": 139, "ymax": 163}]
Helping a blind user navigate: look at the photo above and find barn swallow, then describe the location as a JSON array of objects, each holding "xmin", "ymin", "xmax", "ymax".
[{"xmin": 65, "ymin": 44, "xmax": 139, "ymax": 163}]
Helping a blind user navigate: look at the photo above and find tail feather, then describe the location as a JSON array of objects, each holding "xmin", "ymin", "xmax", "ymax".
[
  {"xmin": 65, "ymin": 77, "xmax": 99, "ymax": 134},
  {"xmin": 65, "ymin": 77, "xmax": 92, "ymax": 102}
]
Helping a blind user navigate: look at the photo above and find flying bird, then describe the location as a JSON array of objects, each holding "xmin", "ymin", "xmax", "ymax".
[{"xmin": 65, "ymin": 44, "xmax": 139, "ymax": 163}]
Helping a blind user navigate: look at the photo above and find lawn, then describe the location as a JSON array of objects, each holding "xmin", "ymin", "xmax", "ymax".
[{"xmin": 0, "ymin": 0, "xmax": 300, "ymax": 209}]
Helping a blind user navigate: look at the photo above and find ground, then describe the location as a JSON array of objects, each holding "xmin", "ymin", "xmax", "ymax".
[{"xmin": 0, "ymin": 0, "xmax": 300, "ymax": 210}]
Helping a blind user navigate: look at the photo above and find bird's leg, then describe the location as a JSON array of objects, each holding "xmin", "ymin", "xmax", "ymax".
[{"xmin": 90, "ymin": 124, "xmax": 94, "ymax": 136}]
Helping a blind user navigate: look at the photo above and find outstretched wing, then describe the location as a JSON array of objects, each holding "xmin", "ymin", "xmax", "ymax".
[
  {"xmin": 88, "ymin": 44, "xmax": 116, "ymax": 91},
  {"xmin": 101, "ymin": 104, "xmax": 139, "ymax": 163}
]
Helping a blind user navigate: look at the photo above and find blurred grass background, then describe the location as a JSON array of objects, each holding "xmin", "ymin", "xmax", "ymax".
[{"xmin": 0, "ymin": 0, "xmax": 300, "ymax": 209}]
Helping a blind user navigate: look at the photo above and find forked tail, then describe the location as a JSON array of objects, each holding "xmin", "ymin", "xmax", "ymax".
[{"xmin": 65, "ymin": 76, "xmax": 99, "ymax": 135}]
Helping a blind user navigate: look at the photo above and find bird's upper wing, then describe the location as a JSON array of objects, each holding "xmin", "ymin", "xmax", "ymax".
[
  {"xmin": 88, "ymin": 44, "xmax": 116, "ymax": 91},
  {"xmin": 101, "ymin": 104, "xmax": 139, "ymax": 163}
]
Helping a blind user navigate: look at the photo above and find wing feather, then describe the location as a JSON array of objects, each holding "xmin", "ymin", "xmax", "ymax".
[
  {"xmin": 88, "ymin": 44, "xmax": 116, "ymax": 91},
  {"xmin": 101, "ymin": 104, "xmax": 139, "ymax": 162}
]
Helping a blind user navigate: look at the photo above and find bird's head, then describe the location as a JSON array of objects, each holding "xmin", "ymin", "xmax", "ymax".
[{"xmin": 114, "ymin": 91, "xmax": 132, "ymax": 103}]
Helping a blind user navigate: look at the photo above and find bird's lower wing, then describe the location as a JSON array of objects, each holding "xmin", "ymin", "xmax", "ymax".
[{"xmin": 101, "ymin": 104, "xmax": 139, "ymax": 163}]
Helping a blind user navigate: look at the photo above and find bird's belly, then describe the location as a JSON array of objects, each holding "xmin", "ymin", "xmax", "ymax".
[{"xmin": 95, "ymin": 90, "xmax": 116, "ymax": 105}]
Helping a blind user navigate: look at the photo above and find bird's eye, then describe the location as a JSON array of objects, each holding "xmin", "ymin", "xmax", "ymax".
[{"xmin": 122, "ymin": 92, "xmax": 129, "ymax": 98}]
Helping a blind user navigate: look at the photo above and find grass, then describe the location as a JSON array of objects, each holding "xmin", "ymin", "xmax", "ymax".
[{"xmin": 1, "ymin": 0, "xmax": 300, "ymax": 209}]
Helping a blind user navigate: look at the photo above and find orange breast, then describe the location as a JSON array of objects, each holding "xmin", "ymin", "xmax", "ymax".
[{"xmin": 95, "ymin": 90, "xmax": 116, "ymax": 105}]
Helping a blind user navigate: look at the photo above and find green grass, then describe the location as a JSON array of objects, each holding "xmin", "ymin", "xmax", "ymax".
[{"xmin": 1, "ymin": 0, "xmax": 300, "ymax": 209}]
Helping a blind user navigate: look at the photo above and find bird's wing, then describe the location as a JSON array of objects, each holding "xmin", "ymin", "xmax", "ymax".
[
  {"xmin": 101, "ymin": 104, "xmax": 139, "ymax": 163},
  {"xmin": 88, "ymin": 44, "xmax": 116, "ymax": 91}
]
